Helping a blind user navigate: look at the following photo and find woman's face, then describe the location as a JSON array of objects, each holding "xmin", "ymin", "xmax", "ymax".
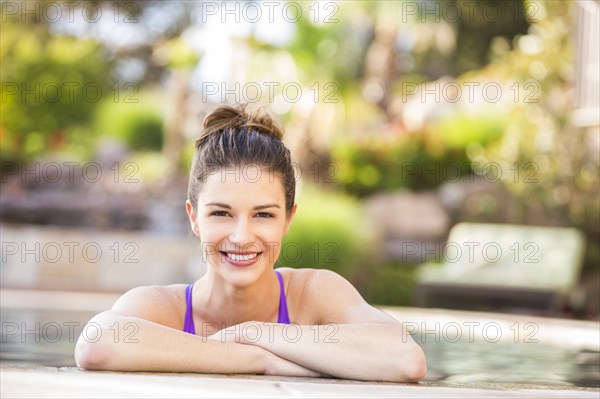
[{"xmin": 186, "ymin": 164, "xmax": 295, "ymax": 287}]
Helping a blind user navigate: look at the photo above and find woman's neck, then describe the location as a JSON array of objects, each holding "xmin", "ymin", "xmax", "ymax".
[{"xmin": 193, "ymin": 268, "xmax": 280, "ymax": 328}]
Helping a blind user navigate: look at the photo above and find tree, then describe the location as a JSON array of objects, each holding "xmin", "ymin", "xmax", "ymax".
[{"xmin": 1, "ymin": 14, "xmax": 111, "ymax": 160}]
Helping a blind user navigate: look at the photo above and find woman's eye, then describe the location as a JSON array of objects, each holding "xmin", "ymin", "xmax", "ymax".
[
  {"xmin": 210, "ymin": 211, "xmax": 229, "ymax": 217},
  {"xmin": 256, "ymin": 212, "xmax": 274, "ymax": 218}
]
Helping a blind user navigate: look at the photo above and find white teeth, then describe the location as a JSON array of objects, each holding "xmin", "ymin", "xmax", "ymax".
[{"xmin": 226, "ymin": 253, "xmax": 258, "ymax": 261}]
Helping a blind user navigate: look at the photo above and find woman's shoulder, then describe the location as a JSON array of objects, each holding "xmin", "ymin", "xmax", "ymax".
[
  {"xmin": 276, "ymin": 267, "xmax": 333, "ymax": 275},
  {"xmin": 277, "ymin": 267, "xmax": 345, "ymax": 285},
  {"xmin": 278, "ymin": 268, "xmax": 396, "ymax": 325},
  {"xmin": 277, "ymin": 267, "xmax": 366, "ymax": 324},
  {"xmin": 111, "ymin": 284, "xmax": 188, "ymax": 329},
  {"xmin": 276, "ymin": 267, "xmax": 349, "ymax": 302},
  {"xmin": 117, "ymin": 284, "xmax": 188, "ymax": 304},
  {"xmin": 275, "ymin": 267, "xmax": 320, "ymax": 289}
]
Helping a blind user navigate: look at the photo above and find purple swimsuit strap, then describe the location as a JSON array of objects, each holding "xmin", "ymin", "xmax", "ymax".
[
  {"xmin": 276, "ymin": 270, "xmax": 290, "ymax": 324},
  {"xmin": 183, "ymin": 283, "xmax": 196, "ymax": 335},
  {"xmin": 183, "ymin": 270, "xmax": 290, "ymax": 335}
]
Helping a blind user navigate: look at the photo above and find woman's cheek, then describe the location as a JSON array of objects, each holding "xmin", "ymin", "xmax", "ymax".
[
  {"xmin": 200, "ymin": 220, "xmax": 227, "ymax": 243},
  {"xmin": 201, "ymin": 241, "xmax": 220, "ymax": 262},
  {"xmin": 264, "ymin": 241, "xmax": 283, "ymax": 264}
]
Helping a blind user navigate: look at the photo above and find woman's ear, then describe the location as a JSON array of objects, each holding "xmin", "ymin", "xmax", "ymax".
[
  {"xmin": 185, "ymin": 199, "xmax": 200, "ymax": 238},
  {"xmin": 283, "ymin": 203, "xmax": 297, "ymax": 235}
]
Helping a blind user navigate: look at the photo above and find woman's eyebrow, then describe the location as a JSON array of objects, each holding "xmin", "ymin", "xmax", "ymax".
[
  {"xmin": 253, "ymin": 204, "xmax": 280, "ymax": 210},
  {"xmin": 205, "ymin": 202, "xmax": 280, "ymax": 210}
]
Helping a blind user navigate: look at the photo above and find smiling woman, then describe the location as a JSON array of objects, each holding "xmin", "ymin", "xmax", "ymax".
[{"xmin": 74, "ymin": 104, "xmax": 426, "ymax": 382}]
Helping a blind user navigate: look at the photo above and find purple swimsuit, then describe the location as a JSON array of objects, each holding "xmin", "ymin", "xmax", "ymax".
[{"xmin": 183, "ymin": 270, "xmax": 290, "ymax": 335}]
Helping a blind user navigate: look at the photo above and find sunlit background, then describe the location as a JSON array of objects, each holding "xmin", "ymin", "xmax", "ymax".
[
  {"xmin": 1, "ymin": 1, "xmax": 600, "ymax": 379},
  {"xmin": 1, "ymin": 0, "xmax": 600, "ymax": 387},
  {"xmin": 2, "ymin": 0, "xmax": 599, "ymax": 314}
]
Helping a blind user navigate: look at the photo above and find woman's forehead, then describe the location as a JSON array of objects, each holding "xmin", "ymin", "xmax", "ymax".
[{"xmin": 199, "ymin": 166, "xmax": 286, "ymax": 204}]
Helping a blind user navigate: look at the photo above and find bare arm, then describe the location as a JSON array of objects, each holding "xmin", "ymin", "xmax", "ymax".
[
  {"xmin": 212, "ymin": 271, "xmax": 427, "ymax": 382},
  {"xmin": 75, "ymin": 310, "xmax": 266, "ymax": 373},
  {"xmin": 74, "ymin": 286, "xmax": 322, "ymax": 377}
]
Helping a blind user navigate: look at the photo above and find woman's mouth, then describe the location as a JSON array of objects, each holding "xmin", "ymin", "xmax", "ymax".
[{"xmin": 220, "ymin": 251, "xmax": 262, "ymax": 267}]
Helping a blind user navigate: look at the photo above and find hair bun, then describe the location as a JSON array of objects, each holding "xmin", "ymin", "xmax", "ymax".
[{"xmin": 198, "ymin": 104, "xmax": 283, "ymax": 149}]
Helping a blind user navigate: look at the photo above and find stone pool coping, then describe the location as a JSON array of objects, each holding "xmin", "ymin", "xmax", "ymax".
[
  {"xmin": 1, "ymin": 365, "xmax": 599, "ymax": 398},
  {"xmin": 380, "ymin": 307, "xmax": 600, "ymax": 350}
]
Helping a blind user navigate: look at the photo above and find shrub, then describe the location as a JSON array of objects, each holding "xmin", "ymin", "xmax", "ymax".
[
  {"xmin": 332, "ymin": 113, "xmax": 505, "ymax": 197},
  {"xmin": 94, "ymin": 94, "xmax": 164, "ymax": 152},
  {"xmin": 277, "ymin": 185, "xmax": 375, "ymax": 281},
  {"xmin": 362, "ymin": 263, "xmax": 419, "ymax": 306}
]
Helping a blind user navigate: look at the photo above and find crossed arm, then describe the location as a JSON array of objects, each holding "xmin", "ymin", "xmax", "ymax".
[
  {"xmin": 209, "ymin": 270, "xmax": 426, "ymax": 382},
  {"xmin": 75, "ymin": 270, "xmax": 426, "ymax": 382},
  {"xmin": 74, "ymin": 310, "xmax": 321, "ymax": 377},
  {"xmin": 210, "ymin": 321, "xmax": 425, "ymax": 381}
]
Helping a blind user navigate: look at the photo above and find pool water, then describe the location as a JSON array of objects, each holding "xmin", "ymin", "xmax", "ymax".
[
  {"xmin": 422, "ymin": 338, "xmax": 599, "ymax": 387},
  {"xmin": 1, "ymin": 309, "xmax": 598, "ymax": 388},
  {"xmin": 1, "ymin": 309, "xmax": 91, "ymax": 366}
]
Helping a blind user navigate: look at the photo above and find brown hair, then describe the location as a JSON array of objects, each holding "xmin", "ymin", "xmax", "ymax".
[{"xmin": 187, "ymin": 104, "xmax": 295, "ymax": 215}]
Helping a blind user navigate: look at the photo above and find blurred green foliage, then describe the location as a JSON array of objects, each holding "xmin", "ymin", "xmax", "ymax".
[
  {"xmin": 0, "ymin": 19, "xmax": 111, "ymax": 161},
  {"xmin": 281, "ymin": 183, "xmax": 419, "ymax": 306},
  {"xmin": 433, "ymin": 113, "xmax": 505, "ymax": 149},
  {"xmin": 363, "ymin": 263, "xmax": 420, "ymax": 306},
  {"xmin": 287, "ymin": 3, "xmax": 369, "ymax": 96},
  {"xmin": 161, "ymin": 37, "xmax": 201, "ymax": 70},
  {"xmin": 419, "ymin": 0, "xmax": 530, "ymax": 78},
  {"xmin": 477, "ymin": 1, "xmax": 599, "ymax": 268},
  {"xmin": 94, "ymin": 93, "xmax": 164, "ymax": 152},
  {"xmin": 278, "ymin": 185, "xmax": 375, "ymax": 281},
  {"xmin": 179, "ymin": 142, "xmax": 196, "ymax": 174},
  {"xmin": 333, "ymin": 113, "xmax": 505, "ymax": 196},
  {"xmin": 127, "ymin": 152, "xmax": 171, "ymax": 184},
  {"xmin": 1, "ymin": 0, "xmax": 597, "ymax": 302}
]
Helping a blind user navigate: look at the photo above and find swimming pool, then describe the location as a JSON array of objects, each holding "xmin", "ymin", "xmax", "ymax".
[{"xmin": 1, "ymin": 296, "xmax": 598, "ymax": 389}]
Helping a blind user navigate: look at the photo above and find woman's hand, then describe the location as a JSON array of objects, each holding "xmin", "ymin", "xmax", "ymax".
[
  {"xmin": 207, "ymin": 322, "xmax": 328, "ymax": 378},
  {"xmin": 206, "ymin": 321, "xmax": 261, "ymax": 344},
  {"xmin": 262, "ymin": 350, "xmax": 327, "ymax": 378},
  {"xmin": 205, "ymin": 324, "xmax": 239, "ymax": 343}
]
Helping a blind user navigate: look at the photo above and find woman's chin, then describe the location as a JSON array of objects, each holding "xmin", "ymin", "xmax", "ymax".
[
  {"xmin": 225, "ymin": 273, "xmax": 262, "ymax": 288},
  {"xmin": 213, "ymin": 263, "xmax": 266, "ymax": 287}
]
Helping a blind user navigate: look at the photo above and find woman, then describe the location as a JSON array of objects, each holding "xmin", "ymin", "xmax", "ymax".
[{"xmin": 75, "ymin": 105, "xmax": 426, "ymax": 382}]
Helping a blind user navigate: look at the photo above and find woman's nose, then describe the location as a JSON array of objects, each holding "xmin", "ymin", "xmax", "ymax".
[{"xmin": 229, "ymin": 219, "xmax": 255, "ymax": 246}]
